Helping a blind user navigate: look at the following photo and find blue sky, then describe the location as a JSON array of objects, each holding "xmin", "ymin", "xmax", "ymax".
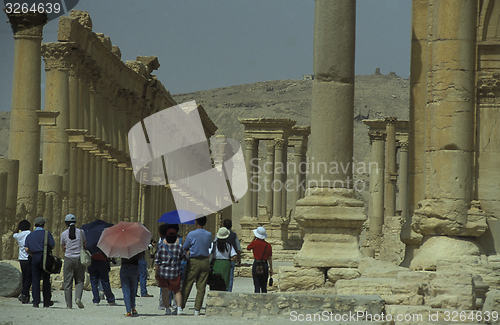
[{"xmin": 0, "ymin": 0, "xmax": 411, "ymax": 111}]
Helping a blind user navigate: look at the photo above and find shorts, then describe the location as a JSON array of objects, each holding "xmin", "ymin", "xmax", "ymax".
[{"xmin": 158, "ymin": 274, "xmax": 181, "ymax": 291}]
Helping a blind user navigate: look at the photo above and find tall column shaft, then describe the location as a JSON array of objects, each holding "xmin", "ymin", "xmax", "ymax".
[
  {"xmin": 243, "ymin": 138, "xmax": 256, "ymax": 218},
  {"xmin": 68, "ymin": 73, "xmax": 79, "ymax": 215},
  {"xmin": 293, "ymin": 145, "xmax": 303, "ymax": 206},
  {"xmin": 281, "ymin": 142, "xmax": 287, "ymax": 217},
  {"xmin": 385, "ymin": 118, "xmax": 397, "ymax": 217},
  {"xmin": 368, "ymin": 132, "xmax": 385, "ymax": 250},
  {"xmin": 272, "ymin": 139, "xmax": 284, "ymax": 219},
  {"xmin": 7, "ymin": 13, "xmax": 47, "ymax": 220},
  {"xmin": 399, "ymin": 140, "xmax": 409, "ymax": 221},
  {"xmin": 309, "ymin": 0, "xmax": 355, "ymax": 185},
  {"xmin": 265, "ymin": 142, "xmax": 275, "ymax": 217},
  {"xmin": 409, "ymin": 0, "xmax": 429, "ymax": 216},
  {"xmin": 294, "ymin": 0, "xmax": 365, "ymax": 268},
  {"xmin": 0, "ymin": 158, "xmax": 19, "ymax": 259},
  {"xmin": 251, "ymin": 141, "xmax": 259, "ymax": 218}
]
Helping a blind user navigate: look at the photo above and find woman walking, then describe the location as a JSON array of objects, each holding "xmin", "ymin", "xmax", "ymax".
[
  {"xmin": 60, "ymin": 214, "xmax": 86, "ymax": 308},
  {"xmin": 247, "ymin": 227, "xmax": 273, "ymax": 293},
  {"xmin": 13, "ymin": 219, "xmax": 32, "ymax": 304},
  {"xmin": 210, "ymin": 227, "xmax": 237, "ymax": 291}
]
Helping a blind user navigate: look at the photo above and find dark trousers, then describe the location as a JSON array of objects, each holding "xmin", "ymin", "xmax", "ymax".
[
  {"xmin": 20, "ymin": 258, "xmax": 32, "ymax": 298},
  {"xmin": 252, "ymin": 260, "xmax": 269, "ymax": 293},
  {"xmin": 88, "ymin": 259, "xmax": 115, "ymax": 304},
  {"xmin": 31, "ymin": 252, "xmax": 51, "ymax": 306}
]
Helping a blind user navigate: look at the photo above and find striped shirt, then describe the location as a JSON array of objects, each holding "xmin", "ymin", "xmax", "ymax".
[{"xmin": 155, "ymin": 242, "xmax": 187, "ymax": 279}]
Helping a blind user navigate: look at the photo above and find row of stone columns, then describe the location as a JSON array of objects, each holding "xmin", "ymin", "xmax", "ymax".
[
  {"xmin": 0, "ymin": 11, "xmax": 184, "ymax": 259},
  {"xmin": 238, "ymin": 119, "xmax": 310, "ymax": 257},
  {"xmin": 364, "ymin": 118, "xmax": 409, "ymax": 258}
]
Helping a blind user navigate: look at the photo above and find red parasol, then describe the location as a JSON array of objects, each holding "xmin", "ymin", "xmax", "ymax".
[{"xmin": 97, "ymin": 222, "xmax": 152, "ymax": 258}]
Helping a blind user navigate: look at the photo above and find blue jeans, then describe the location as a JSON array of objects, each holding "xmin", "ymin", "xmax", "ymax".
[
  {"xmin": 88, "ymin": 259, "xmax": 115, "ymax": 304},
  {"xmin": 120, "ymin": 264, "xmax": 138, "ymax": 313},
  {"xmin": 252, "ymin": 261, "xmax": 269, "ymax": 293},
  {"xmin": 227, "ymin": 260, "xmax": 236, "ymax": 292},
  {"xmin": 31, "ymin": 252, "xmax": 51, "ymax": 306},
  {"xmin": 137, "ymin": 257, "xmax": 148, "ymax": 296}
]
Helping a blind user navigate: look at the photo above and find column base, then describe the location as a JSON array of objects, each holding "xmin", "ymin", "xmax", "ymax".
[
  {"xmin": 294, "ymin": 188, "xmax": 365, "ymax": 268},
  {"xmin": 409, "ymin": 235, "xmax": 486, "ymax": 271}
]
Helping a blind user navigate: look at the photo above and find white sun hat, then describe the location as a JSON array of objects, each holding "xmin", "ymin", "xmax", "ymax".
[{"xmin": 253, "ymin": 226, "xmax": 268, "ymax": 239}]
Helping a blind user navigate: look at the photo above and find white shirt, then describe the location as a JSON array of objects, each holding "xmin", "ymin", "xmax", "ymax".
[
  {"xmin": 209, "ymin": 241, "xmax": 237, "ymax": 260},
  {"xmin": 13, "ymin": 230, "xmax": 30, "ymax": 260}
]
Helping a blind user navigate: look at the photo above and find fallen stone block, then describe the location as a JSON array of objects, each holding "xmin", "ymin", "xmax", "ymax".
[
  {"xmin": 386, "ymin": 305, "xmax": 485, "ymax": 324},
  {"xmin": 327, "ymin": 267, "xmax": 360, "ymax": 284},
  {"xmin": 0, "ymin": 261, "xmax": 22, "ymax": 297},
  {"xmin": 277, "ymin": 266, "xmax": 325, "ymax": 292},
  {"xmin": 483, "ymin": 290, "xmax": 500, "ymax": 325},
  {"xmin": 426, "ymin": 271, "xmax": 475, "ymax": 310}
]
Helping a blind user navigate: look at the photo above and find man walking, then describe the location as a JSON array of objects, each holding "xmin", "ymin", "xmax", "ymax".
[
  {"xmin": 181, "ymin": 216, "xmax": 212, "ymax": 316},
  {"xmin": 221, "ymin": 219, "xmax": 241, "ymax": 292},
  {"xmin": 25, "ymin": 217, "xmax": 55, "ymax": 308}
]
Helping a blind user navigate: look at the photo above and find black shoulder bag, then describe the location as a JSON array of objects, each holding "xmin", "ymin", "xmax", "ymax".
[{"xmin": 43, "ymin": 230, "xmax": 62, "ymax": 274}]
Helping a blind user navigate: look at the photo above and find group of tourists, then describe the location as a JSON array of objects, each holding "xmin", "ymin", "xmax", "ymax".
[{"xmin": 12, "ymin": 214, "xmax": 274, "ymax": 316}]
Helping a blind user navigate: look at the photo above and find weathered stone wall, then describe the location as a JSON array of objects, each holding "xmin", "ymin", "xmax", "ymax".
[{"xmin": 205, "ymin": 291, "xmax": 385, "ymax": 319}]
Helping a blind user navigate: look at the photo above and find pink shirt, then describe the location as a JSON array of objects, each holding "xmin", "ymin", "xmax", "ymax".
[{"xmin": 61, "ymin": 228, "xmax": 86, "ymax": 258}]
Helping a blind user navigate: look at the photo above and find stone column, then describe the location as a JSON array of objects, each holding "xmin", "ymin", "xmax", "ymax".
[
  {"xmin": 42, "ymin": 43, "xmax": 72, "ymax": 228},
  {"xmin": 243, "ymin": 137, "xmax": 257, "ymax": 218},
  {"xmin": 281, "ymin": 140, "xmax": 288, "ymax": 219},
  {"xmin": 0, "ymin": 172, "xmax": 8, "ymax": 259},
  {"xmin": 368, "ymin": 131, "xmax": 385, "ymax": 253},
  {"xmin": 399, "ymin": 139, "xmax": 409, "ymax": 221},
  {"xmin": 265, "ymin": 141, "xmax": 275, "ymax": 218},
  {"xmin": 293, "ymin": 144, "xmax": 304, "ymax": 206},
  {"xmin": 410, "ymin": 0, "xmax": 486, "ymax": 270},
  {"xmin": 384, "ymin": 117, "xmax": 397, "ymax": 217},
  {"xmin": 251, "ymin": 140, "xmax": 259, "ymax": 218},
  {"xmin": 67, "ymin": 61, "xmax": 80, "ymax": 216},
  {"xmin": 76, "ymin": 79, "xmax": 85, "ymax": 220},
  {"xmin": 294, "ymin": 0, "xmax": 365, "ymax": 268},
  {"xmin": 7, "ymin": 12, "xmax": 48, "ymax": 220},
  {"xmin": 100, "ymin": 97, "xmax": 110, "ymax": 222},
  {"xmin": 130, "ymin": 115, "xmax": 141, "ymax": 223},
  {"xmin": 409, "ymin": 0, "xmax": 429, "ymax": 217},
  {"xmin": 0, "ymin": 158, "xmax": 19, "ymax": 259},
  {"xmin": 272, "ymin": 138, "xmax": 285, "ymax": 222},
  {"xmin": 93, "ymin": 94, "xmax": 104, "ymax": 220}
]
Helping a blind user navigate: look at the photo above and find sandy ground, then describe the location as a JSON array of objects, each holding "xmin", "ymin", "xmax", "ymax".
[{"xmin": 0, "ymin": 276, "xmax": 295, "ymax": 325}]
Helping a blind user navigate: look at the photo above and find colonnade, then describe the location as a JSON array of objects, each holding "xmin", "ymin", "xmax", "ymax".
[
  {"xmin": 363, "ymin": 118, "xmax": 409, "ymax": 258},
  {"xmin": 1, "ymin": 11, "xmax": 221, "ymax": 259},
  {"xmin": 238, "ymin": 118, "xmax": 310, "ymax": 257}
]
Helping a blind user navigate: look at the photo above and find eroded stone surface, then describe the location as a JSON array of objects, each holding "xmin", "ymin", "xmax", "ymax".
[{"xmin": 0, "ymin": 261, "xmax": 22, "ymax": 297}]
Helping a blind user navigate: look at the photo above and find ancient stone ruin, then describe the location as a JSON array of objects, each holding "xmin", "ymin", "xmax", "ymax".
[{"xmin": 2, "ymin": 0, "xmax": 500, "ymax": 322}]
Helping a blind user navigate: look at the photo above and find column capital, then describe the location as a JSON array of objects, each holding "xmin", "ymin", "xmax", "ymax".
[
  {"xmin": 368, "ymin": 131, "xmax": 386, "ymax": 143},
  {"xmin": 385, "ymin": 117, "xmax": 398, "ymax": 125},
  {"xmin": 6, "ymin": 12, "xmax": 47, "ymax": 38},
  {"xmin": 399, "ymin": 140, "xmax": 409, "ymax": 151},
  {"xmin": 245, "ymin": 137, "xmax": 258, "ymax": 150},
  {"xmin": 274, "ymin": 138, "xmax": 286, "ymax": 150},
  {"xmin": 42, "ymin": 42, "xmax": 75, "ymax": 70}
]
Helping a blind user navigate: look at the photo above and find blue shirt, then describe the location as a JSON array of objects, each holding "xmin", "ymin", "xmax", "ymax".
[
  {"xmin": 25, "ymin": 227, "xmax": 55, "ymax": 254},
  {"xmin": 183, "ymin": 229, "xmax": 212, "ymax": 258}
]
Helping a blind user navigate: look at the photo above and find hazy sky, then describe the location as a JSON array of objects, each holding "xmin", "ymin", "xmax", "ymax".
[{"xmin": 0, "ymin": 0, "xmax": 411, "ymax": 112}]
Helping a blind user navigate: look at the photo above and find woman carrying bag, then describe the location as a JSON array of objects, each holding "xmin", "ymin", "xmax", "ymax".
[
  {"xmin": 247, "ymin": 227, "xmax": 273, "ymax": 293},
  {"xmin": 210, "ymin": 227, "xmax": 237, "ymax": 291},
  {"xmin": 60, "ymin": 214, "xmax": 86, "ymax": 309}
]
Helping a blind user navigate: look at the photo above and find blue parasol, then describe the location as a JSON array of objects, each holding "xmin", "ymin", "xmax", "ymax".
[{"xmin": 158, "ymin": 209, "xmax": 196, "ymax": 225}]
